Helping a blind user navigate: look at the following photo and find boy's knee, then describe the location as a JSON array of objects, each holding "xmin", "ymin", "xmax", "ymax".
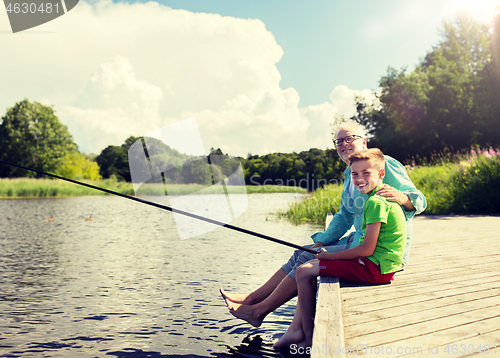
[
  {"xmin": 296, "ymin": 265, "xmax": 306, "ymax": 281},
  {"xmin": 296, "ymin": 259, "xmax": 317, "ymax": 281}
]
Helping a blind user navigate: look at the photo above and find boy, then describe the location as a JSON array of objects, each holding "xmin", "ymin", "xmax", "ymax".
[{"xmin": 274, "ymin": 148, "xmax": 407, "ymax": 349}]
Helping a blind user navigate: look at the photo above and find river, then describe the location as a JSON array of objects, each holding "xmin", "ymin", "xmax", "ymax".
[{"xmin": 0, "ymin": 193, "xmax": 321, "ymax": 357}]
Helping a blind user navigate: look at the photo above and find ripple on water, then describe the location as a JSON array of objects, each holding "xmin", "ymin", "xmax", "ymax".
[{"xmin": 0, "ymin": 195, "xmax": 316, "ymax": 357}]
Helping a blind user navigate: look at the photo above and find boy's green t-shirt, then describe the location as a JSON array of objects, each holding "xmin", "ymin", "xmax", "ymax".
[{"xmin": 359, "ymin": 187, "xmax": 407, "ymax": 274}]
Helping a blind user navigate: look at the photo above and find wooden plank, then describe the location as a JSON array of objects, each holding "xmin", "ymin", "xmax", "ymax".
[
  {"xmin": 312, "ymin": 276, "xmax": 346, "ymax": 358},
  {"xmin": 343, "ymin": 283, "xmax": 500, "ymax": 327},
  {"xmin": 344, "ymin": 295, "xmax": 500, "ymax": 340},
  {"xmin": 362, "ymin": 315, "xmax": 500, "ymax": 358},
  {"xmin": 342, "ymin": 278, "xmax": 500, "ymax": 315},
  {"xmin": 342, "ymin": 274, "xmax": 500, "ymax": 307},
  {"xmin": 339, "ymin": 216, "xmax": 500, "ymax": 357},
  {"xmin": 311, "ymin": 213, "xmax": 345, "ymax": 358}
]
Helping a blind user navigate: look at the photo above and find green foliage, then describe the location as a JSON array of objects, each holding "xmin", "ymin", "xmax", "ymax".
[
  {"xmin": 279, "ymin": 149, "xmax": 500, "ymax": 224},
  {"xmin": 0, "ymin": 177, "xmax": 132, "ymax": 198},
  {"xmin": 126, "ymin": 136, "xmax": 188, "ymax": 184},
  {"xmin": 447, "ymin": 153, "xmax": 500, "ymax": 213},
  {"xmin": 244, "ymin": 148, "xmax": 346, "ymax": 191},
  {"xmin": 0, "ymin": 178, "xmax": 305, "ymax": 198},
  {"xmin": 0, "ymin": 99, "xmax": 77, "ymax": 177},
  {"xmin": 354, "ymin": 14, "xmax": 500, "ymax": 163},
  {"xmin": 56, "ymin": 151, "xmax": 102, "ymax": 180},
  {"xmin": 246, "ymin": 185, "xmax": 307, "ymax": 194},
  {"xmin": 180, "ymin": 158, "xmax": 211, "ymax": 185},
  {"xmin": 408, "ymin": 149, "xmax": 500, "ymax": 214},
  {"xmin": 95, "ymin": 145, "xmax": 130, "ymax": 181},
  {"xmin": 407, "ymin": 162, "xmax": 459, "ymax": 214},
  {"xmin": 277, "ymin": 184, "xmax": 344, "ymax": 224}
]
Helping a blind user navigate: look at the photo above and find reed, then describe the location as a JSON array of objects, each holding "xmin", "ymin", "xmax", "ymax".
[
  {"xmin": 0, "ymin": 178, "xmax": 132, "ymax": 198},
  {"xmin": 0, "ymin": 178, "xmax": 306, "ymax": 198},
  {"xmin": 245, "ymin": 184, "xmax": 307, "ymax": 194},
  {"xmin": 276, "ymin": 183, "xmax": 343, "ymax": 224},
  {"xmin": 407, "ymin": 163, "xmax": 459, "ymax": 214},
  {"xmin": 277, "ymin": 147, "xmax": 500, "ymax": 223}
]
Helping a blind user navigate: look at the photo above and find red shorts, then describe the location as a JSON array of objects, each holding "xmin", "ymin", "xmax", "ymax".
[{"xmin": 319, "ymin": 257, "xmax": 395, "ymax": 285}]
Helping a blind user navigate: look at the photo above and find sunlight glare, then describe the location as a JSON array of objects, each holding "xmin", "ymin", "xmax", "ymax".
[{"xmin": 443, "ymin": 0, "xmax": 500, "ymax": 24}]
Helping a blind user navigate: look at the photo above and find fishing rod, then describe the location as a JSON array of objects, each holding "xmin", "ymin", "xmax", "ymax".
[{"xmin": 0, "ymin": 159, "xmax": 319, "ymax": 255}]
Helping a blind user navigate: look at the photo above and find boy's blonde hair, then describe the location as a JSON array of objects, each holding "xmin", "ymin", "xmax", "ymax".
[{"xmin": 348, "ymin": 148, "xmax": 385, "ymax": 171}]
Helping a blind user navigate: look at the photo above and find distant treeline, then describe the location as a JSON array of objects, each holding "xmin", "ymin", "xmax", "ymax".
[
  {"xmin": 94, "ymin": 137, "xmax": 345, "ymax": 191},
  {"xmin": 95, "ymin": 137, "xmax": 244, "ymax": 186},
  {"xmin": 0, "ymin": 99, "xmax": 343, "ymax": 190},
  {"xmin": 243, "ymin": 149, "xmax": 346, "ymax": 191}
]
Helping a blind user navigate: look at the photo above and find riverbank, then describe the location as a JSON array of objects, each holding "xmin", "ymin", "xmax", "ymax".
[
  {"xmin": 277, "ymin": 152, "xmax": 500, "ymax": 223},
  {"xmin": 0, "ymin": 178, "xmax": 307, "ymax": 198}
]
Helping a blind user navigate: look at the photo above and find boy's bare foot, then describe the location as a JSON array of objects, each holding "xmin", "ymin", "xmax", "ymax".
[
  {"xmin": 273, "ymin": 327, "xmax": 305, "ymax": 348},
  {"xmin": 224, "ymin": 299, "xmax": 263, "ymax": 327},
  {"xmin": 219, "ymin": 288, "xmax": 250, "ymax": 304}
]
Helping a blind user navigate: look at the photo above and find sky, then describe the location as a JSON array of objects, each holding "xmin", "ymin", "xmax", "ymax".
[{"xmin": 1, "ymin": 0, "xmax": 498, "ymax": 157}]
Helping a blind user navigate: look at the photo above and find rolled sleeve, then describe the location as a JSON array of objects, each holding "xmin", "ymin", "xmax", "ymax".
[
  {"xmin": 384, "ymin": 156, "xmax": 427, "ymax": 218},
  {"xmin": 312, "ymin": 205, "xmax": 354, "ymax": 245},
  {"xmin": 402, "ymin": 190, "xmax": 427, "ymax": 220}
]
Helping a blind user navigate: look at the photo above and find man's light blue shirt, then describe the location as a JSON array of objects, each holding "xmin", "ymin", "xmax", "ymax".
[{"xmin": 311, "ymin": 155, "xmax": 427, "ymax": 266}]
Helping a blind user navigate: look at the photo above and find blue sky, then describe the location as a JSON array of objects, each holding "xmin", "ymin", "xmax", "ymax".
[
  {"xmin": 1, "ymin": 0, "xmax": 497, "ymax": 155},
  {"xmin": 148, "ymin": 0, "xmax": 496, "ymax": 106}
]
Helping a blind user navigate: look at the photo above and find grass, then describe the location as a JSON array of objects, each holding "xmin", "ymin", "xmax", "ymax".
[
  {"xmin": 0, "ymin": 178, "xmax": 307, "ymax": 198},
  {"xmin": 408, "ymin": 148, "xmax": 500, "ymax": 214},
  {"xmin": 246, "ymin": 184, "xmax": 307, "ymax": 194},
  {"xmin": 4, "ymin": 148, "xmax": 499, "ymax": 220},
  {"xmin": 406, "ymin": 162, "xmax": 461, "ymax": 214},
  {"xmin": 277, "ymin": 147, "xmax": 500, "ymax": 223},
  {"xmin": 0, "ymin": 178, "xmax": 133, "ymax": 198},
  {"xmin": 276, "ymin": 183, "xmax": 343, "ymax": 224}
]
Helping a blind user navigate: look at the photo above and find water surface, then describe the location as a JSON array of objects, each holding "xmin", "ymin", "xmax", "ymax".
[{"xmin": 0, "ymin": 194, "xmax": 321, "ymax": 357}]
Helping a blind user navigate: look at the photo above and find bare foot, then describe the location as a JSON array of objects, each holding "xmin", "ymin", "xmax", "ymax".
[
  {"xmin": 219, "ymin": 288, "xmax": 250, "ymax": 304},
  {"xmin": 273, "ymin": 327, "xmax": 305, "ymax": 348},
  {"xmin": 224, "ymin": 299, "xmax": 263, "ymax": 327}
]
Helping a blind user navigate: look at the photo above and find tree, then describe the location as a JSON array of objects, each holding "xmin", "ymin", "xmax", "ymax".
[
  {"xmin": 0, "ymin": 99, "xmax": 77, "ymax": 177},
  {"xmin": 180, "ymin": 158, "xmax": 211, "ymax": 185},
  {"xmin": 474, "ymin": 10, "xmax": 500, "ymax": 147},
  {"xmin": 353, "ymin": 14, "xmax": 497, "ymax": 162},
  {"xmin": 56, "ymin": 151, "xmax": 102, "ymax": 180},
  {"xmin": 423, "ymin": 15, "xmax": 491, "ymax": 150},
  {"xmin": 95, "ymin": 145, "xmax": 130, "ymax": 181}
]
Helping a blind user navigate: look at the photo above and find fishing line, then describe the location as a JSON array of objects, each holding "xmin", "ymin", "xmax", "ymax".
[{"xmin": 0, "ymin": 159, "xmax": 319, "ymax": 254}]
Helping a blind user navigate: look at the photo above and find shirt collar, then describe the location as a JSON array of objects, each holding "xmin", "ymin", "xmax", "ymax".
[{"xmin": 368, "ymin": 184, "xmax": 385, "ymax": 198}]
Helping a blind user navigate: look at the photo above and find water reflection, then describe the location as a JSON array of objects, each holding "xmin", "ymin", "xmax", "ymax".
[{"xmin": 0, "ymin": 194, "xmax": 320, "ymax": 357}]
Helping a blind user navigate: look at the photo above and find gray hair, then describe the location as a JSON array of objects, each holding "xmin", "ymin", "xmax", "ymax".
[{"xmin": 333, "ymin": 121, "xmax": 366, "ymax": 140}]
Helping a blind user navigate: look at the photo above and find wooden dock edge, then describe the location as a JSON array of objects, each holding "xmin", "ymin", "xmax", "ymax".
[{"xmin": 311, "ymin": 213, "xmax": 346, "ymax": 358}]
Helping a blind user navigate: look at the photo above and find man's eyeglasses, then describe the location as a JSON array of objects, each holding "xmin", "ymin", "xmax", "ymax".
[{"xmin": 333, "ymin": 135, "xmax": 362, "ymax": 148}]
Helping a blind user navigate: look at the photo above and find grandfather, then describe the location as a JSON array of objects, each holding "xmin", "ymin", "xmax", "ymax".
[{"xmin": 221, "ymin": 121, "xmax": 427, "ymax": 327}]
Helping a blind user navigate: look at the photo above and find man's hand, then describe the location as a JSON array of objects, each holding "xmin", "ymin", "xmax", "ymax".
[
  {"xmin": 376, "ymin": 184, "xmax": 415, "ymax": 211},
  {"xmin": 311, "ymin": 241, "xmax": 325, "ymax": 249}
]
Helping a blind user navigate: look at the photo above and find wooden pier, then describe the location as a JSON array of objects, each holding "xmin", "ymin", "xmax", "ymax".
[{"xmin": 312, "ymin": 215, "xmax": 500, "ymax": 357}]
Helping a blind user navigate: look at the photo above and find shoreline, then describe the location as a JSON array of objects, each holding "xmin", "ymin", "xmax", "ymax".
[{"xmin": 0, "ymin": 178, "xmax": 307, "ymax": 198}]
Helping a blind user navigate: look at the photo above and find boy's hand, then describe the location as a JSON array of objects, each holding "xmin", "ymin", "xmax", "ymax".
[{"xmin": 315, "ymin": 248, "xmax": 330, "ymax": 260}]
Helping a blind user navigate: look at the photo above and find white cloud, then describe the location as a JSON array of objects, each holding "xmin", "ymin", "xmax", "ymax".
[
  {"xmin": 61, "ymin": 55, "xmax": 163, "ymax": 150},
  {"xmin": 328, "ymin": 85, "xmax": 377, "ymax": 117},
  {"xmin": 0, "ymin": 0, "xmax": 373, "ymax": 156}
]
